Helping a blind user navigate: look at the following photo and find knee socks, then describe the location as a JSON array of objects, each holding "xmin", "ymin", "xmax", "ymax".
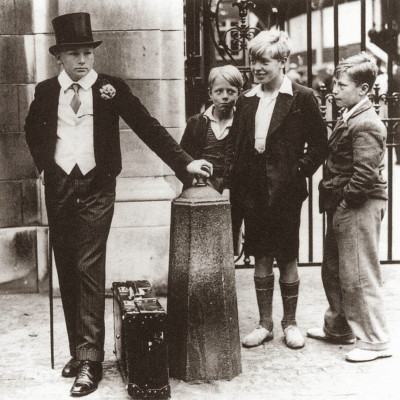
[
  {"xmin": 280, "ymin": 279, "xmax": 300, "ymax": 330},
  {"xmin": 254, "ymin": 274, "xmax": 274, "ymax": 331}
]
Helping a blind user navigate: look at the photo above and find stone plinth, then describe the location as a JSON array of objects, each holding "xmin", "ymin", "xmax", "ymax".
[
  {"xmin": 0, "ymin": 226, "xmax": 48, "ymax": 294},
  {"xmin": 167, "ymin": 185, "xmax": 242, "ymax": 382}
]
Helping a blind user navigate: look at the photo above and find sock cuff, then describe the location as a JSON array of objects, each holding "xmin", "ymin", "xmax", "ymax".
[
  {"xmin": 279, "ymin": 279, "xmax": 300, "ymax": 296},
  {"xmin": 254, "ymin": 273, "xmax": 274, "ymax": 289}
]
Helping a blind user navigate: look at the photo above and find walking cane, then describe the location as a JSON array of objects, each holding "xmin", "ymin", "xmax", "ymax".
[{"xmin": 48, "ymin": 229, "xmax": 54, "ymax": 369}]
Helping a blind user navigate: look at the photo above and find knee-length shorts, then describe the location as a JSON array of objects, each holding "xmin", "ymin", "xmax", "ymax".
[{"xmin": 240, "ymin": 201, "xmax": 302, "ymax": 262}]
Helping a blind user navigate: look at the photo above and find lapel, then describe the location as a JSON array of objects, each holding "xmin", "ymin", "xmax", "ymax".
[
  {"xmin": 195, "ymin": 114, "xmax": 209, "ymax": 143},
  {"xmin": 47, "ymin": 77, "xmax": 61, "ymax": 125},
  {"xmin": 244, "ymin": 95, "xmax": 260, "ymax": 147},
  {"xmin": 92, "ymin": 75, "xmax": 104, "ymax": 139},
  {"xmin": 328, "ymin": 117, "xmax": 346, "ymax": 144},
  {"xmin": 266, "ymin": 90, "xmax": 297, "ymax": 143},
  {"xmin": 328, "ymin": 100, "xmax": 373, "ymax": 145}
]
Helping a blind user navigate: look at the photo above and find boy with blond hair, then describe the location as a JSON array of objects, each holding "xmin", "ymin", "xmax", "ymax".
[
  {"xmin": 227, "ymin": 30, "xmax": 327, "ymax": 349},
  {"xmin": 308, "ymin": 53, "xmax": 392, "ymax": 362},
  {"xmin": 181, "ymin": 64, "xmax": 243, "ymax": 194}
]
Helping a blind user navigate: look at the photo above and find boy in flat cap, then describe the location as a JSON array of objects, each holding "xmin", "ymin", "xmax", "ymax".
[{"xmin": 25, "ymin": 12, "xmax": 212, "ymax": 397}]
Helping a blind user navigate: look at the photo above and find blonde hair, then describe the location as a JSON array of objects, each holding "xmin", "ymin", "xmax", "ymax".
[
  {"xmin": 208, "ymin": 65, "xmax": 244, "ymax": 89},
  {"xmin": 334, "ymin": 52, "xmax": 378, "ymax": 89},
  {"xmin": 248, "ymin": 29, "xmax": 292, "ymax": 61}
]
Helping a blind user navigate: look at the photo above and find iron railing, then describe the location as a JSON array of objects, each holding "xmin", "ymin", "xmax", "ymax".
[{"xmin": 184, "ymin": 0, "xmax": 400, "ymax": 266}]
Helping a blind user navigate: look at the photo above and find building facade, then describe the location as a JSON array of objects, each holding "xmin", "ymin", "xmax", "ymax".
[{"xmin": 0, "ymin": 0, "xmax": 186, "ymax": 294}]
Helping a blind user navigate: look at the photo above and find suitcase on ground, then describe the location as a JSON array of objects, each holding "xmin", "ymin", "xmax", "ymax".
[{"xmin": 112, "ymin": 281, "xmax": 170, "ymax": 399}]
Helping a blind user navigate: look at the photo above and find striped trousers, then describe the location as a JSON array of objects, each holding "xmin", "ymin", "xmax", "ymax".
[{"xmin": 45, "ymin": 164, "xmax": 115, "ymax": 361}]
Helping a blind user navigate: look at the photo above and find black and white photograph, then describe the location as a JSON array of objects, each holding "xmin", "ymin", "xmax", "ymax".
[{"xmin": 0, "ymin": 0, "xmax": 399, "ymax": 399}]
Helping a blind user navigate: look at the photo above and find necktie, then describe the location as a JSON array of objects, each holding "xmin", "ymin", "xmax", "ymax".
[{"xmin": 70, "ymin": 83, "xmax": 81, "ymax": 114}]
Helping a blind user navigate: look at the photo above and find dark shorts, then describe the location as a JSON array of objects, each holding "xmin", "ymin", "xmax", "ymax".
[{"xmin": 238, "ymin": 201, "xmax": 302, "ymax": 262}]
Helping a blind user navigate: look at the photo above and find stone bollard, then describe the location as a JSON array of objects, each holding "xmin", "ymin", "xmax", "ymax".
[{"xmin": 167, "ymin": 178, "xmax": 241, "ymax": 382}]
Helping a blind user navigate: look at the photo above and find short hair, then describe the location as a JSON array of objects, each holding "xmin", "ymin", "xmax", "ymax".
[
  {"xmin": 334, "ymin": 52, "xmax": 378, "ymax": 89},
  {"xmin": 208, "ymin": 65, "xmax": 243, "ymax": 89},
  {"xmin": 248, "ymin": 29, "xmax": 292, "ymax": 61}
]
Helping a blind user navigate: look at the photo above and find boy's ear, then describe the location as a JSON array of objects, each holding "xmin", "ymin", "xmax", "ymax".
[{"xmin": 360, "ymin": 83, "xmax": 369, "ymax": 94}]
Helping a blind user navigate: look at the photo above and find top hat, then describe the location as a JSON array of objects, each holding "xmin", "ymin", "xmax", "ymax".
[{"xmin": 49, "ymin": 12, "xmax": 102, "ymax": 55}]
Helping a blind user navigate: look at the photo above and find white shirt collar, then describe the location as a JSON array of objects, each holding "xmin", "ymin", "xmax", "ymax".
[
  {"xmin": 203, "ymin": 105, "xmax": 234, "ymax": 140},
  {"xmin": 342, "ymin": 97, "xmax": 369, "ymax": 122},
  {"xmin": 58, "ymin": 69, "xmax": 98, "ymax": 92},
  {"xmin": 245, "ymin": 75, "xmax": 293, "ymax": 98},
  {"xmin": 203, "ymin": 105, "xmax": 234, "ymax": 126},
  {"xmin": 204, "ymin": 105, "xmax": 217, "ymax": 121}
]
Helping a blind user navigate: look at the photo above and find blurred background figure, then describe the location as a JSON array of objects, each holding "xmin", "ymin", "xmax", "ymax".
[
  {"xmin": 375, "ymin": 59, "xmax": 388, "ymax": 95},
  {"xmin": 286, "ymin": 62, "xmax": 302, "ymax": 84}
]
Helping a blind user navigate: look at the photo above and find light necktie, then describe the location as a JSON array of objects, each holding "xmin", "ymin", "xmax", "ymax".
[{"xmin": 70, "ymin": 83, "xmax": 81, "ymax": 114}]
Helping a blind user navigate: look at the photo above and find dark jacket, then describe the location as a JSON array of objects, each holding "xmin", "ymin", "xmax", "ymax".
[
  {"xmin": 228, "ymin": 81, "xmax": 328, "ymax": 208},
  {"xmin": 180, "ymin": 112, "xmax": 234, "ymax": 190},
  {"xmin": 319, "ymin": 100, "xmax": 388, "ymax": 212},
  {"xmin": 24, "ymin": 73, "xmax": 192, "ymax": 181}
]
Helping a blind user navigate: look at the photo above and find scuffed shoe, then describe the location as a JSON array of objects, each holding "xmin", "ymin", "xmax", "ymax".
[
  {"xmin": 62, "ymin": 357, "xmax": 81, "ymax": 378},
  {"xmin": 307, "ymin": 327, "xmax": 355, "ymax": 345},
  {"xmin": 345, "ymin": 348, "xmax": 392, "ymax": 363},
  {"xmin": 242, "ymin": 326, "xmax": 273, "ymax": 348},
  {"xmin": 283, "ymin": 325, "xmax": 305, "ymax": 349}
]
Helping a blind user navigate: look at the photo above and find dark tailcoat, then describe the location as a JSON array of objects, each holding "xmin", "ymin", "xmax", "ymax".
[
  {"xmin": 25, "ymin": 73, "xmax": 192, "ymax": 180},
  {"xmin": 24, "ymin": 73, "xmax": 193, "ymax": 361}
]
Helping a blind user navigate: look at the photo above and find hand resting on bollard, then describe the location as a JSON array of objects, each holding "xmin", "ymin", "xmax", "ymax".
[{"xmin": 186, "ymin": 159, "xmax": 213, "ymax": 178}]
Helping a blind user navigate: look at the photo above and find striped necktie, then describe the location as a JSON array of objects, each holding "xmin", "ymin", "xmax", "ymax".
[{"xmin": 70, "ymin": 83, "xmax": 81, "ymax": 114}]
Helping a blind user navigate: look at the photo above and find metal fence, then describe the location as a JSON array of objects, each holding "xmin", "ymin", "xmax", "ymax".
[{"xmin": 184, "ymin": 0, "xmax": 400, "ymax": 266}]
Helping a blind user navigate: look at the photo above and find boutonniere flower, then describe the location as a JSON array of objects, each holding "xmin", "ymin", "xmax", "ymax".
[{"xmin": 100, "ymin": 82, "xmax": 116, "ymax": 100}]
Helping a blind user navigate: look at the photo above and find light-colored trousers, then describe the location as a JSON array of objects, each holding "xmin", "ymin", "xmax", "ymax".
[{"xmin": 322, "ymin": 198, "xmax": 390, "ymax": 350}]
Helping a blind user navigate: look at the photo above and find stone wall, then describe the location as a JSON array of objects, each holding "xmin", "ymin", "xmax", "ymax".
[{"xmin": 0, "ymin": 0, "xmax": 185, "ymax": 294}]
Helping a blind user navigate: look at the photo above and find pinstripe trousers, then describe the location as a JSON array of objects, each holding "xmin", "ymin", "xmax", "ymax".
[{"xmin": 45, "ymin": 164, "xmax": 115, "ymax": 362}]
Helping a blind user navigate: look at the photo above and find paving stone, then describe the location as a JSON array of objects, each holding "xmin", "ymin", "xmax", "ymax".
[{"xmin": 0, "ymin": 265, "xmax": 399, "ymax": 399}]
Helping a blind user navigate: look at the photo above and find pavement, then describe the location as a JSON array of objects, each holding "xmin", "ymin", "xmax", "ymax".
[{"xmin": 1, "ymin": 265, "xmax": 399, "ymax": 400}]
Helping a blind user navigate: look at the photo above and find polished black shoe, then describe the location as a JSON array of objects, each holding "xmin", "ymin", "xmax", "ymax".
[
  {"xmin": 70, "ymin": 361, "xmax": 102, "ymax": 397},
  {"xmin": 61, "ymin": 357, "xmax": 81, "ymax": 378}
]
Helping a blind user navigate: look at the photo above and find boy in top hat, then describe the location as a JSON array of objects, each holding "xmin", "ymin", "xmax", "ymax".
[
  {"xmin": 25, "ymin": 12, "xmax": 212, "ymax": 397},
  {"xmin": 227, "ymin": 30, "xmax": 327, "ymax": 350},
  {"xmin": 307, "ymin": 53, "xmax": 392, "ymax": 363}
]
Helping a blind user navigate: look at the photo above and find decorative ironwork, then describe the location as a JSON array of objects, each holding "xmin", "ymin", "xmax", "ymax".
[{"xmin": 209, "ymin": 0, "xmax": 260, "ymax": 64}]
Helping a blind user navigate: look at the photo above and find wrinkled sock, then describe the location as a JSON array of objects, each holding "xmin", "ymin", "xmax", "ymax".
[
  {"xmin": 280, "ymin": 279, "xmax": 300, "ymax": 330},
  {"xmin": 254, "ymin": 274, "xmax": 274, "ymax": 331}
]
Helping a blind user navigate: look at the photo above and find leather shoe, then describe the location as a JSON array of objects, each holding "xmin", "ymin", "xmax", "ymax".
[
  {"xmin": 307, "ymin": 327, "xmax": 355, "ymax": 345},
  {"xmin": 70, "ymin": 360, "xmax": 102, "ymax": 397},
  {"xmin": 62, "ymin": 357, "xmax": 81, "ymax": 378}
]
